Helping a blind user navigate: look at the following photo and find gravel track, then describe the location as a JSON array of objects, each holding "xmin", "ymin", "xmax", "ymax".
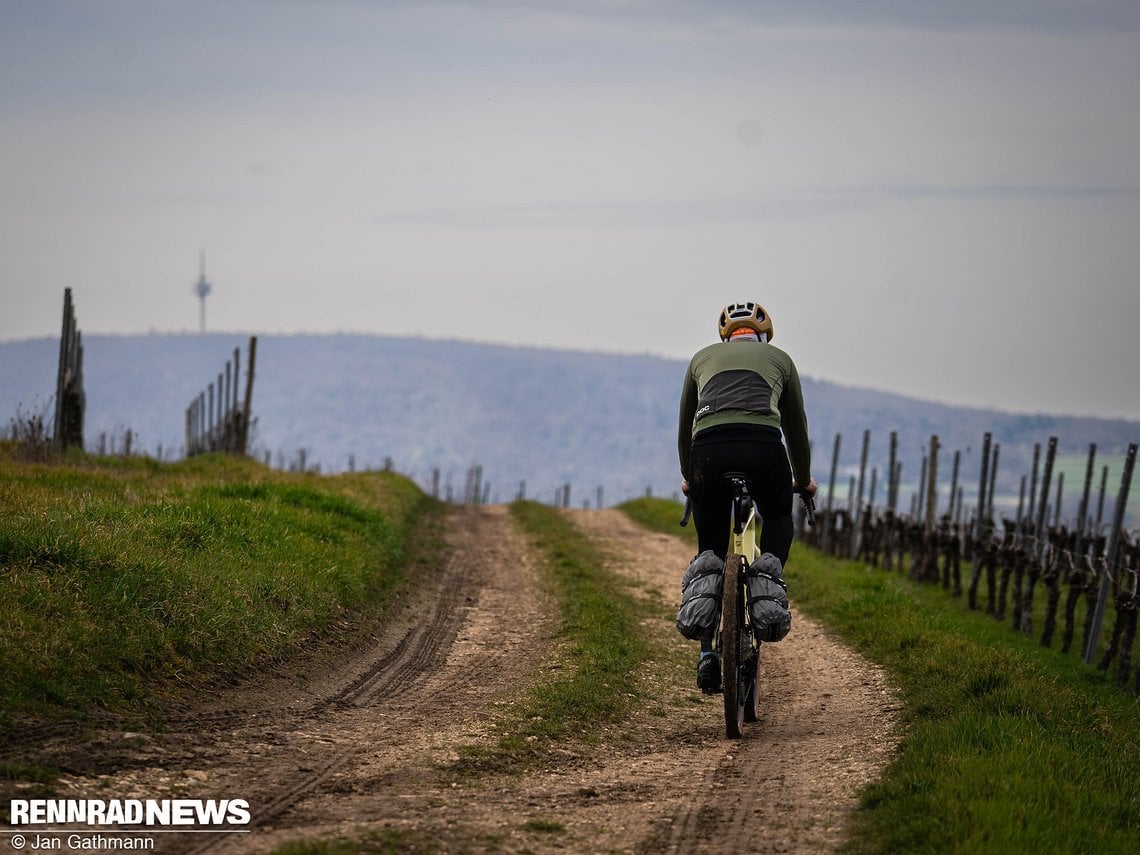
[{"xmin": 7, "ymin": 505, "xmax": 899, "ymax": 855}]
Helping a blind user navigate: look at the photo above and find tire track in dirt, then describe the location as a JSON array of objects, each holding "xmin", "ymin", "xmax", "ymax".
[{"xmin": 33, "ymin": 504, "xmax": 551, "ymax": 855}]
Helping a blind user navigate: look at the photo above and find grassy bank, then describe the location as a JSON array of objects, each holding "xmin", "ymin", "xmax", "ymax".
[
  {"xmin": 619, "ymin": 497, "xmax": 1139, "ymax": 854},
  {"xmin": 0, "ymin": 447, "xmax": 431, "ymax": 730},
  {"xmin": 456, "ymin": 501, "xmax": 649, "ymax": 773}
]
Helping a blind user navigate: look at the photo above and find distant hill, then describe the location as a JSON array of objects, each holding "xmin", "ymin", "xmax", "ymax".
[{"xmin": 2, "ymin": 333, "xmax": 1137, "ymax": 522}]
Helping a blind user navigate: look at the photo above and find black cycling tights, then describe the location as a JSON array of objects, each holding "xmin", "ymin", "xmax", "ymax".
[{"xmin": 688, "ymin": 438, "xmax": 795, "ymax": 567}]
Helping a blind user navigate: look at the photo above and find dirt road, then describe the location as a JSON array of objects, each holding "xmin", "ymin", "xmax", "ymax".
[{"xmin": 22, "ymin": 505, "xmax": 898, "ymax": 854}]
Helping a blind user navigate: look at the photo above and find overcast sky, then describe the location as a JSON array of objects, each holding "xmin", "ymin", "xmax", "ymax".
[{"xmin": 2, "ymin": 0, "xmax": 1139, "ymax": 420}]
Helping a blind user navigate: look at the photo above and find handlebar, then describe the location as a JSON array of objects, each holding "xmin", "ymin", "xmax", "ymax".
[
  {"xmin": 796, "ymin": 488, "xmax": 817, "ymax": 528},
  {"xmin": 680, "ymin": 498, "xmax": 692, "ymax": 527}
]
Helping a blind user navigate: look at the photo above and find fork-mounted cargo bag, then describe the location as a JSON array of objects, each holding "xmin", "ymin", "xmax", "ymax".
[
  {"xmin": 747, "ymin": 552, "xmax": 791, "ymax": 642},
  {"xmin": 676, "ymin": 550, "xmax": 724, "ymax": 640}
]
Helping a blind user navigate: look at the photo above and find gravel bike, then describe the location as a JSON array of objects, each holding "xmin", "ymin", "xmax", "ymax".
[{"xmin": 682, "ymin": 476, "xmax": 815, "ymax": 738}]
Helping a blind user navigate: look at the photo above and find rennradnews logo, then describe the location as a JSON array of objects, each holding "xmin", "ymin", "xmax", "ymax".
[{"xmin": 9, "ymin": 799, "xmax": 251, "ymax": 827}]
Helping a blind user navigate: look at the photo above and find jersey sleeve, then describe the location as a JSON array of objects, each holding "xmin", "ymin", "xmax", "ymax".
[
  {"xmin": 779, "ymin": 359, "xmax": 812, "ymax": 486},
  {"xmin": 677, "ymin": 360, "xmax": 698, "ymax": 480}
]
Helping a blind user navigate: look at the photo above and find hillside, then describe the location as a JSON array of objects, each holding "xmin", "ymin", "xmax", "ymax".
[{"xmin": 2, "ymin": 333, "xmax": 1137, "ymax": 515}]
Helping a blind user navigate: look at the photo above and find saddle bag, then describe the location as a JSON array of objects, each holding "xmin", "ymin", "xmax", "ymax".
[
  {"xmin": 675, "ymin": 550, "xmax": 724, "ymax": 640},
  {"xmin": 746, "ymin": 553, "xmax": 791, "ymax": 642}
]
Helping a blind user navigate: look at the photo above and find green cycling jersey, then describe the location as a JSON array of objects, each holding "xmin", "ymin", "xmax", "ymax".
[{"xmin": 677, "ymin": 339, "xmax": 811, "ymax": 487}]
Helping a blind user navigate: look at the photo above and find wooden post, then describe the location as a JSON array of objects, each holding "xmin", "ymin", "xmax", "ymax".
[
  {"xmin": 1022, "ymin": 437, "xmax": 1057, "ymax": 632},
  {"xmin": 869, "ymin": 466, "xmax": 878, "ymax": 510},
  {"xmin": 240, "ymin": 336, "xmax": 257, "ymax": 454},
  {"xmin": 925, "ymin": 436, "xmax": 939, "ymax": 536},
  {"xmin": 887, "ymin": 431, "xmax": 899, "ymax": 511},
  {"xmin": 853, "ymin": 429, "xmax": 870, "ymax": 558},
  {"xmin": 1054, "ymin": 472, "xmax": 1065, "ymax": 528},
  {"xmin": 1076, "ymin": 443, "xmax": 1097, "ymax": 548},
  {"xmin": 1095, "ymin": 465, "xmax": 1109, "ymax": 531},
  {"xmin": 987, "ymin": 444, "xmax": 1000, "ymax": 520},
  {"xmin": 825, "ymin": 432, "xmax": 841, "ymax": 553},
  {"xmin": 1084, "ymin": 443, "xmax": 1137, "ymax": 663},
  {"xmin": 968, "ymin": 432, "xmax": 992, "ymax": 608},
  {"xmin": 54, "ymin": 288, "xmax": 72, "ymax": 447},
  {"xmin": 232, "ymin": 346, "xmax": 241, "ymax": 413},
  {"xmin": 1016, "ymin": 476, "xmax": 1026, "ymax": 527},
  {"xmin": 917, "ymin": 454, "xmax": 928, "ymax": 519},
  {"xmin": 948, "ymin": 450, "xmax": 961, "ymax": 524},
  {"xmin": 1027, "ymin": 443, "xmax": 1041, "ymax": 533}
]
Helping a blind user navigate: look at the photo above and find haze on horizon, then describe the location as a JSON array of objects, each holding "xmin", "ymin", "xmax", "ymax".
[{"xmin": 2, "ymin": 1, "xmax": 1139, "ymax": 421}]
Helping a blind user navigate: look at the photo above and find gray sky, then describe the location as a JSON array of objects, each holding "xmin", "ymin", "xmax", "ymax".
[{"xmin": 3, "ymin": 0, "xmax": 1139, "ymax": 419}]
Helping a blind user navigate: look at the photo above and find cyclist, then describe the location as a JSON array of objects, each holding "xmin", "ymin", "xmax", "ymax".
[{"xmin": 678, "ymin": 301, "xmax": 818, "ymax": 690}]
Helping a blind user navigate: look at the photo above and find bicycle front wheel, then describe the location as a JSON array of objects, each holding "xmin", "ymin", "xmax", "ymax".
[{"xmin": 721, "ymin": 553, "xmax": 746, "ymax": 739}]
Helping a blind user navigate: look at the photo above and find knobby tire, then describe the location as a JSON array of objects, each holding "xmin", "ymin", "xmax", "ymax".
[{"xmin": 722, "ymin": 553, "xmax": 745, "ymax": 738}]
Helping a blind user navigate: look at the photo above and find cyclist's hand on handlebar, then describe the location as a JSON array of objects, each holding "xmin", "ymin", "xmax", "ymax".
[
  {"xmin": 796, "ymin": 477, "xmax": 819, "ymax": 498},
  {"xmin": 681, "ymin": 479, "xmax": 690, "ymax": 496}
]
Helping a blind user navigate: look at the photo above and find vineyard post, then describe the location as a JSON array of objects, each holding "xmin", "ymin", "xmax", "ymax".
[
  {"xmin": 887, "ymin": 430, "xmax": 898, "ymax": 511},
  {"xmin": 987, "ymin": 444, "xmax": 1000, "ymax": 520},
  {"xmin": 968, "ymin": 431, "xmax": 992, "ymax": 608},
  {"xmin": 1016, "ymin": 475, "xmax": 1026, "ymax": 527},
  {"xmin": 925, "ymin": 435, "xmax": 939, "ymax": 536},
  {"xmin": 917, "ymin": 454, "xmax": 928, "ymax": 519},
  {"xmin": 948, "ymin": 450, "xmax": 961, "ymax": 524},
  {"xmin": 53, "ymin": 288, "xmax": 73, "ymax": 447},
  {"xmin": 1084, "ymin": 443, "xmax": 1138, "ymax": 664},
  {"xmin": 207, "ymin": 383, "xmax": 215, "ymax": 450},
  {"xmin": 232, "ymin": 347, "xmax": 240, "ymax": 412},
  {"xmin": 869, "ymin": 466, "xmax": 878, "ymax": 510},
  {"xmin": 224, "ymin": 362, "xmax": 232, "ymax": 435},
  {"xmin": 1076, "ymin": 444, "xmax": 1097, "ymax": 552},
  {"xmin": 1023, "ymin": 437, "xmax": 1057, "ymax": 632},
  {"xmin": 1095, "ymin": 465, "xmax": 1109, "ymax": 531},
  {"xmin": 824, "ymin": 432, "xmax": 841, "ymax": 553},
  {"xmin": 1027, "ymin": 443, "xmax": 1041, "ymax": 536},
  {"xmin": 1054, "ymin": 472, "xmax": 1065, "ymax": 528},
  {"xmin": 852, "ymin": 429, "xmax": 870, "ymax": 558},
  {"xmin": 239, "ymin": 336, "xmax": 257, "ymax": 454}
]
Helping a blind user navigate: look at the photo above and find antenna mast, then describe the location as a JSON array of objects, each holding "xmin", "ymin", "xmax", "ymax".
[{"xmin": 194, "ymin": 249, "xmax": 212, "ymax": 334}]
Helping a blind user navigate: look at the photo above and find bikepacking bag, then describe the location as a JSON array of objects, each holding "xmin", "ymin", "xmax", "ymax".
[
  {"xmin": 747, "ymin": 553, "xmax": 791, "ymax": 642},
  {"xmin": 676, "ymin": 550, "xmax": 724, "ymax": 640}
]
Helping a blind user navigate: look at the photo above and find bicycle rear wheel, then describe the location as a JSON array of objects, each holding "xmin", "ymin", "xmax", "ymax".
[{"xmin": 721, "ymin": 553, "xmax": 746, "ymax": 738}]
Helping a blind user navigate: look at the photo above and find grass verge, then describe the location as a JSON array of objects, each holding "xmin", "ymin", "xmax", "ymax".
[
  {"xmin": 454, "ymin": 501, "xmax": 649, "ymax": 773},
  {"xmin": 618, "ymin": 496, "xmax": 1139, "ymax": 854},
  {"xmin": 0, "ymin": 448, "xmax": 431, "ymax": 733}
]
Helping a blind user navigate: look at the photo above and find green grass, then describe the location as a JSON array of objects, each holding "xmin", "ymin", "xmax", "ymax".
[
  {"xmin": 455, "ymin": 501, "xmax": 649, "ymax": 773},
  {"xmin": 0, "ymin": 449, "xmax": 431, "ymax": 729},
  {"xmin": 618, "ymin": 497, "xmax": 1140, "ymax": 854}
]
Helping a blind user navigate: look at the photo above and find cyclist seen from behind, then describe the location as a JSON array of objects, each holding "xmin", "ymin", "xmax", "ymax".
[{"xmin": 677, "ymin": 301, "xmax": 818, "ymax": 690}]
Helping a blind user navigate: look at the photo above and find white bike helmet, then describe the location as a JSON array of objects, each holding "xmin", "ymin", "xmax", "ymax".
[{"xmin": 718, "ymin": 302, "xmax": 773, "ymax": 342}]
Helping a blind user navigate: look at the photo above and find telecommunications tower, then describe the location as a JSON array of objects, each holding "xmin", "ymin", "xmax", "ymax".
[{"xmin": 194, "ymin": 250, "xmax": 212, "ymax": 334}]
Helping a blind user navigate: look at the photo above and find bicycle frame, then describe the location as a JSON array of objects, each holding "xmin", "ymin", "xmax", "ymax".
[{"xmin": 730, "ymin": 477, "xmax": 763, "ymax": 566}]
